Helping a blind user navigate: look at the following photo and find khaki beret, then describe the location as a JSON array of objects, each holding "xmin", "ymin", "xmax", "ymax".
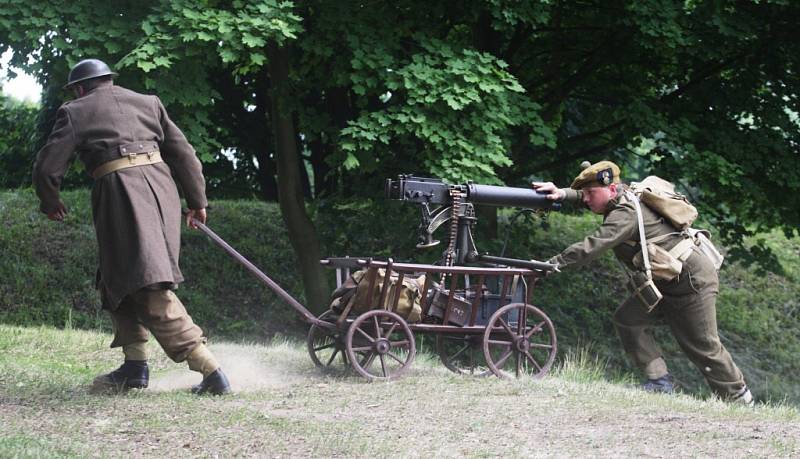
[{"xmin": 570, "ymin": 160, "xmax": 621, "ymax": 190}]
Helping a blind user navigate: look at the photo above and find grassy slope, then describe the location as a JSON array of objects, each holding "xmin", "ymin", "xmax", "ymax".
[
  {"xmin": 1, "ymin": 188, "xmax": 799, "ymax": 404},
  {"xmin": 0, "ymin": 188, "xmax": 304, "ymax": 337},
  {"xmin": 0, "ymin": 325, "xmax": 798, "ymax": 458}
]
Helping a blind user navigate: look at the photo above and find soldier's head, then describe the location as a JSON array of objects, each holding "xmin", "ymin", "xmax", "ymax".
[
  {"xmin": 64, "ymin": 58, "xmax": 117, "ymax": 98},
  {"xmin": 570, "ymin": 160, "xmax": 621, "ymax": 214}
]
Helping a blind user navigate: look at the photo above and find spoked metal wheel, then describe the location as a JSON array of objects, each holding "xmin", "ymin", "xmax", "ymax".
[
  {"xmin": 307, "ymin": 310, "xmax": 348, "ymax": 369},
  {"xmin": 436, "ymin": 334, "xmax": 491, "ymax": 376},
  {"xmin": 482, "ymin": 303, "xmax": 557, "ymax": 379},
  {"xmin": 345, "ymin": 310, "xmax": 416, "ymax": 381}
]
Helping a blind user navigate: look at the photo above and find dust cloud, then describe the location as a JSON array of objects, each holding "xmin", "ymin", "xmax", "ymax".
[{"xmin": 149, "ymin": 343, "xmax": 305, "ymax": 393}]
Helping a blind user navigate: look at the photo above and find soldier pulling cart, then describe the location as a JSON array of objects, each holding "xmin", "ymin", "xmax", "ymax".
[{"xmin": 193, "ymin": 175, "xmax": 561, "ymax": 380}]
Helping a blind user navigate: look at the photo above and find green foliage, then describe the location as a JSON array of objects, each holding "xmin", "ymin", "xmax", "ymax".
[
  {"xmin": 120, "ymin": 0, "xmax": 302, "ymax": 76},
  {"xmin": 2, "ymin": 0, "xmax": 799, "ymax": 264},
  {"xmin": 116, "ymin": 0, "xmax": 300, "ymax": 162},
  {"xmin": 0, "ymin": 94, "xmax": 39, "ymax": 188},
  {"xmin": 0, "ymin": 1, "xmax": 302, "ymax": 167},
  {"xmin": 313, "ymin": 198, "xmax": 421, "ymax": 260},
  {"xmin": 340, "ymin": 39, "xmax": 553, "ymax": 184}
]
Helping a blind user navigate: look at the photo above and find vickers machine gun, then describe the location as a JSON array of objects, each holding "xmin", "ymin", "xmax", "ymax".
[{"xmin": 385, "ymin": 175, "xmax": 559, "ymax": 272}]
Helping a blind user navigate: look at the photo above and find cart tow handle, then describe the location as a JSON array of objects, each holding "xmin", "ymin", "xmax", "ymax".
[{"xmin": 188, "ymin": 216, "xmax": 318, "ymax": 324}]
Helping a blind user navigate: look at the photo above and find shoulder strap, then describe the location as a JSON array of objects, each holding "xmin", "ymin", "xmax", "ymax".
[{"xmin": 624, "ymin": 190, "xmax": 653, "ymax": 280}]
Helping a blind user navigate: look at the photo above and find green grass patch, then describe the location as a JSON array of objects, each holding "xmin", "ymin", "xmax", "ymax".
[{"xmin": 0, "ymin": 434, "xmax": 87, "ymax": 459}]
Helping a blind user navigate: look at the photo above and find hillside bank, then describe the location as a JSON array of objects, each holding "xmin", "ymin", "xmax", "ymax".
[{"xmin": 1, "ymin": 188, "xmax": 799, "ymax": 404}]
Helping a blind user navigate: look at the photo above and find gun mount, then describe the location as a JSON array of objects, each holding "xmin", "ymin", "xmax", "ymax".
[{"xmin": 385, "ymin": 175, "xmax": 559, "ymax": 271}]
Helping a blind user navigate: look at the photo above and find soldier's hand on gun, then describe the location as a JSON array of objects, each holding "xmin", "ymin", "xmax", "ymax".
[
  {"xmin": 540, "ymin": 256, "xmax": 560, "ymax": 276},
  {"xmin": 531, "ymin": 182, "xmax": 566, "ymax": 201},
  {"xmin": 46, "ymin": 201, "xmax": 68, "ymax": 222},
  {"xmin": 186, "ymin": 208, "xmax": 207, "ymax": 229}
]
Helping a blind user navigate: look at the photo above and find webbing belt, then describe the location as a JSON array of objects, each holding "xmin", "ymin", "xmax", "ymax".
[
  {"xmin": 92, "ymin": 151, "xmax": 163, "ymax": 180},
  {"xmin": 623, "ymin": 231, "xmax": 695, "ymax": 261},
  {"xmin": 669, "ymin": 237, "xmax": 696, "ymax": 262}
]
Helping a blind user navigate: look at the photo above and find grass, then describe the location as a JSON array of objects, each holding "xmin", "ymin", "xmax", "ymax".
[
  {"xmin": 3, "ymin": 187, "xmax": 800, "ymax": 405},
  {"xmin": 1, "ymin": 324, "xmax": 798, "ymax": 458}
]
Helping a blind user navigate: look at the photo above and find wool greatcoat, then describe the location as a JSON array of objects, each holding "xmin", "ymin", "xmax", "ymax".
[
  {"xmin": 550, "ymin": 187, "xmax": 747, "ymax": 398},
  {"xmin": 33, "ymin": 84, "xmax": 207, "ymax": 311}
]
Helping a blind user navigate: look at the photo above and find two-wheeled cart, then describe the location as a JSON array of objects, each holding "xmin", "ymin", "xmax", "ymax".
[{"xmin": 194, "ymin": 220, "xmax": 557, "ymax": 381}]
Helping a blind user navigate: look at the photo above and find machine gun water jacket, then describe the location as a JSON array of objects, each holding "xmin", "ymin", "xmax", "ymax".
[{"xmin": 32, "ymin": 84, "xmax": 207, "ymax": 310}]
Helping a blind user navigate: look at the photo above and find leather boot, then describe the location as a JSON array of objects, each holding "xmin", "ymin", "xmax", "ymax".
[
  {"xmin": 642, "ymin": 373, "xmax": 675, "ymax": 394},
  {"xmin": 191, "ymin": 368, "xmax": 231, "ymax": 396},
  {"xmin": 92, "ymin": 360, "xmax": 149, "ymax": 392}
]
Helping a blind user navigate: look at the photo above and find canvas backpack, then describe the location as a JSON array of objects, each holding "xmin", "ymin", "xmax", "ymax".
[
  {"xmin": 329, "ymin": 268, "xmax": 425, "ymax": 323},
  {"xmin": 628, "ymin": 176, "xmax": 698, "ymax": 230},
  {"xmin": 626, "ymin": 176, "xmax": 724, "ymax": 273}
]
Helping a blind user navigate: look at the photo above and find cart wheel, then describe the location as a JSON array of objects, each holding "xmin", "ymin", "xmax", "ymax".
[
  {"xmin": 436, "ymin": 334, "xmax": 491, "ymax": 376},
  {"xmin": 345, "ymin": 309, "xmax": 416, "ymax": 381},
  {"xmin": 307, "ymin": 310, "xmax": 348, "ymax": 369},
  {"xmin": 482, "ymin": 303, "xmax": 557, "ymax": 379}
]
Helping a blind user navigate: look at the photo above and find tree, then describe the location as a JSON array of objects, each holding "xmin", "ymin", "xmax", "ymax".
[
  {"xmin": 0, "ymin": 0, "xmax": 331, "ymax": 310},
  {"xmin": 2, "ymin": 0, "xmax": 799, "ymax": 276}
]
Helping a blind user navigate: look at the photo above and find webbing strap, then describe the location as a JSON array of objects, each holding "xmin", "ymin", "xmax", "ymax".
[
  {"xmin": 92, "ymin": 151, "xmax": 163, "ymax": 180},
  {"xmin": 625, "ymin": 191, "xmax": 652, "ymax": 280},
  {"xmin": 668, "ymin": 237, "xmax": 695, "ymax": 262}
]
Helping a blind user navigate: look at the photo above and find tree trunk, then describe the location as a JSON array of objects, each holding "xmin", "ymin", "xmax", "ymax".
[
  {"xmin": 308, "ymin": 137, "xmax": 332, "ymax": 198},
  {"xmin": 267, "ymin": 43, "xmax": 329, "ymax": 314},
  {"xmin": 253, "ymin": 148, "xmax": 279, "ymax": 202}
]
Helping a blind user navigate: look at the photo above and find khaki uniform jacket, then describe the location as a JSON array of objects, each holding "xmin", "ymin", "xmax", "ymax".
[
  {"xmin": 32, "ymin": 84, "xmax": 207, "ymax": 309},
  {"xmin": 551, "ymin": 187, "xmax": 718, "ymax": 296}
]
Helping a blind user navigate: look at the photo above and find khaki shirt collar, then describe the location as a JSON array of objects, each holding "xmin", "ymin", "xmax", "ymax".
[{"xmin": 604, "ymin": 184, "xmax": 628, "ymax": 216}]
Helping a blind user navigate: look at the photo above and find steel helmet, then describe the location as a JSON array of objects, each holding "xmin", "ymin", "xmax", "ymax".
[{"xmin": 64, "ymin": 59, "xmax": 117, "ymax": 88}]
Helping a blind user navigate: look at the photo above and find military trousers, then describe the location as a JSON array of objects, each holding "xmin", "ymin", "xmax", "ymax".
[
  {"xmin": 612, "ymin": 252, "xmax": 746, "ymax": 398},
  {"xmin": 109, "ymin": 288, "xmax": 204, "ymax": 362}
]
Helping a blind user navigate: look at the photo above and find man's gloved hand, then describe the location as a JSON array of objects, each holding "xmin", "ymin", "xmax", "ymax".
[{"xmin": 531, "ymin": 182, "xmax": 566, "ymax": 201}]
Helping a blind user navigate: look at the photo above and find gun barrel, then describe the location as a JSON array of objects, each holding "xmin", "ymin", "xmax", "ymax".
[{"xmin": 467, "ymin": 184, "xmax": 556, "ymax": 209}]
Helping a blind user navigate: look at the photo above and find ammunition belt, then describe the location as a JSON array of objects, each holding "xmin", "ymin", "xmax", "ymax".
[{"xmin": 443, "ymin": 187, "xmax": 463, "ymax": 268}]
